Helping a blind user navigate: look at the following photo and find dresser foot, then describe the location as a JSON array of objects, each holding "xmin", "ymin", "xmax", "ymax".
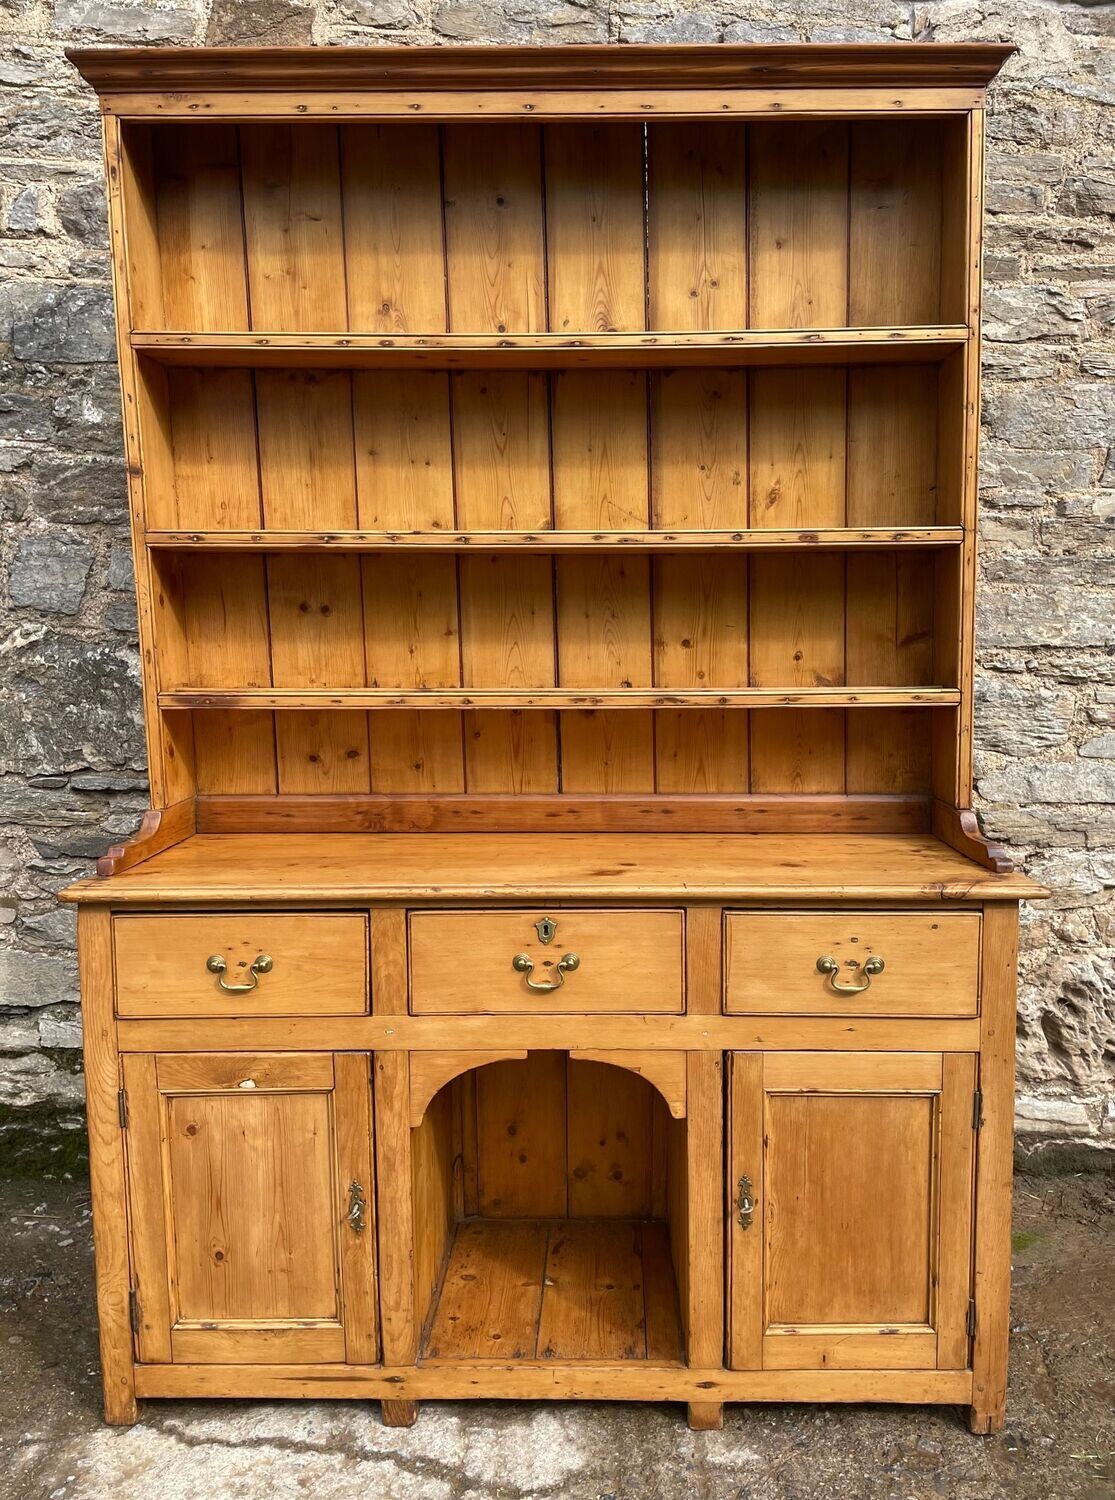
[
  {"xmin": 381, "ymin": 1399, "xmax": 419, "ymax": 1428},
  {"xmin": 103, "ymin": 1391, "xmax": 139, "ymax": 1426},
  {"xmin": 687, "ymin": 1401, "xmax": 724, "ymax": 1431},
  {"xmin": 967, "ymin": 1404, "xmax": 1004, "ymax": 1436}
]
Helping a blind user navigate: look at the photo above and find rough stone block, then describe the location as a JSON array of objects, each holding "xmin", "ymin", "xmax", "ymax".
[{"xmin": 9, "ymin": 533, "xmax": 94, "ymax": 614}]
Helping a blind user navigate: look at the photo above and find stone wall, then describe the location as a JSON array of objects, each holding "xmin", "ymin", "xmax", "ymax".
[{"xmin": 0, "ymin": 0, "xmax": 1111, "ymax": 1168}]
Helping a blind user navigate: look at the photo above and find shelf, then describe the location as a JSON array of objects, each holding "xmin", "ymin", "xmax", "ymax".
[
  {"xmin": 130, "ymin": 326, "xmax": 969, "ymax": 370},
  {"xmin": 146, "ymin": 527, "xmax": 965, "ymax": 553},
  {"xmin": 422, "ymin": 1218, "xmax": 683, "ymax": 1364},
  {"xmin": 158, "ymin": 687, "xmax": 961, "ymax": 711}
]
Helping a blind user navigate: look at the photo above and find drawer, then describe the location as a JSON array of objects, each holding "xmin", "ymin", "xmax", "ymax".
[
  {"xmin": 408, "ymin": 909, "xmax": 684, "ymax": 1014},
  {"xmin": 113, "ymin": 913, "xmax": 369, "ymax": 1018},
  {"xmin": 724, "ymin": 911, "xmax": 980, "ymax": 1017}
]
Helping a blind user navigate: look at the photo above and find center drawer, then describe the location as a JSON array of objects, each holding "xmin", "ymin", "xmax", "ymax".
[
  {"xmin": 113, "ymin": 912, "xmax": 369, "ymax": 1017},
  {"xmin": 408, "ymin": 909, "xmax": 685, "ymax": 1014}
]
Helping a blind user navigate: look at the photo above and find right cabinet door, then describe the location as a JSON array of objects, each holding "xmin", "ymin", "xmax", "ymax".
[{"xmin": 728, "ymin": 1051, "xmax": 975, "ymax": 1372}]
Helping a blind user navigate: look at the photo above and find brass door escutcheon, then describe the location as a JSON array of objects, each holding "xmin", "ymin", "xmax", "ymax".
[
  {"xmin": 737, "ymin": 1174, "xmax": 755, "ymax": 1230},
  {"xmin": 512, "ymin": 951, "xmax": 580, "ymax": 993},
  {"xmin": 206, "ymin": 953, "xmax": 273, "ymax": 994},
  {"xmin": 534, "ymin": 916, "xmax": 557, "ymax": 945},
  {"xmin": 346, "ymin": 1179, "xmax": 366, "ymax": 1234},
  {"xmin": 816, "ymin": 955, "xmax": 884, "ymax": 994}
]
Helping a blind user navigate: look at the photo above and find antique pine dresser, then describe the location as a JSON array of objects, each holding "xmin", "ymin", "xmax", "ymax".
[{"xmin": 63, "ymin": 42, "xmax": 1046, "ymax": 1434}]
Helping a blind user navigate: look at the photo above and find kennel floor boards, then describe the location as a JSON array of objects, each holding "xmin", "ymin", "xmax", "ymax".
[{"xmin": 422, "ymin": 1219, "xmax": 684, "ymax": 1365}]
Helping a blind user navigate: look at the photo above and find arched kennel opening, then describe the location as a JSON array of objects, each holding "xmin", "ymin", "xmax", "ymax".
[{"xmin": 408, "ymin": 1051, "xmax": 690, "ymax": 1366}]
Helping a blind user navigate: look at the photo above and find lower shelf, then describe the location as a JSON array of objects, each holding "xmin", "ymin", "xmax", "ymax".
[{"xmin": 422, "ymin": 1218, "xmax": 684, "ymax": 1365}]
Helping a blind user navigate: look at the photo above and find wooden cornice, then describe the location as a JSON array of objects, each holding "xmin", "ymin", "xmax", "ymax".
[{"xmin": 67, "ymin": 42, "xmax": 1017, "ymax": 96}]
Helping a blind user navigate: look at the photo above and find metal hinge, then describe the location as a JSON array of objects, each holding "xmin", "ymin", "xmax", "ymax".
[
  {"xmin": 967, "ymin": 1299, "xmax": 977, "ymax": 1338},
  {"xmin": 129, "ymin": 1288, "xmax": 141, "ymax": 1335},
  {"xmin": 972, "ymin": 1089, "xmax": 983, "ymax": 1131},
  {"xmin": 117, "ymin": 1088, "xmax": 128, "ymax": 1130}
]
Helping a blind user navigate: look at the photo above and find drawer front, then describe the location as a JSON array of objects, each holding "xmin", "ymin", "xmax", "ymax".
[
  {"xmin": 114, "ymin": 913, "xmax": 369, "ymax": 1017},
  {"xmin": 408, "ymin": 909, "xmax": 684, "ymax": 1014},
  {"xmin": 724, "ymin": 911, "xmax": 980, "ymax": 1017}
]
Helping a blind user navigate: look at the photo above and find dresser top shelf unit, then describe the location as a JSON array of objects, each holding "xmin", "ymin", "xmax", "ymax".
[{"xmin": 73, "ymin": 40, "xmax": 1003, "ymax": 847}]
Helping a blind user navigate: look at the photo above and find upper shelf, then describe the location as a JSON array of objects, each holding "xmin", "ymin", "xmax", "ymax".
[
  {"xmin": 158, "ymin": 687, "xmax": 962, "ymax": 711},
  {"xmin": 131, "ymin": 328, "xmax": 969, "ymax": 371},
  {"xmin": 145, "ymin": 527, "xmax": 965, "ymax": 553}
]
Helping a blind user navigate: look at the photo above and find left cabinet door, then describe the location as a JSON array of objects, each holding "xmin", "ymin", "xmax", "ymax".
[{"xmin": 122, "ymin": 1052, "xmax": 378, "ymax": 1366}]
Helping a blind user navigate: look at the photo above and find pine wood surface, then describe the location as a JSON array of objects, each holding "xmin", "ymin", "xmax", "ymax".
[{"xmin": 62, "ymin": 832, "xmax": 1045, "ymax": 904}]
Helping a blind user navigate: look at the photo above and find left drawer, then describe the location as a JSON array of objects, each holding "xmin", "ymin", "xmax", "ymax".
[{"xmin": 113, "ymin": 912, "xmax": 369, "ymax": 1017}]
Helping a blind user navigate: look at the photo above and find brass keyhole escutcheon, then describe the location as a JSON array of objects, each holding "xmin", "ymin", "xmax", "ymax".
[{"xmin": 534, "ymin": 917, "xmax": 557, "ymax": 945}]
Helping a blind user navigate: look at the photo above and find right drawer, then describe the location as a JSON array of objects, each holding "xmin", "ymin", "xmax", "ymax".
[{"xmin": 724, "ymin": 911, "xmax": 980, "ymax": 1017}]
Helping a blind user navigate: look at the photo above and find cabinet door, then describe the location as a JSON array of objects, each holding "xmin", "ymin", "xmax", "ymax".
[
  {"xmin": 123, "ymin": 1052, "xmax": 377, "ymax": 1366},
  {"xmin": 728, "ymin": 1051, "xmax": 975, "ymax": 1372}
]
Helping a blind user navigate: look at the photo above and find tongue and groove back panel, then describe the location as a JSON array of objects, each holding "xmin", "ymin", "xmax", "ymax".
[{"xmin": 125, "ymin": 117, "xmax": 968, "ymax": 803}]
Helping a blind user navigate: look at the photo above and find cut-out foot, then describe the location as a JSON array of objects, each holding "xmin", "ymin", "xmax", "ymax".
[
  {"xmin": 968, "ymin": 1404, "xmax": 1004, "ymax": 1436},
  {"xmin": 687, "ymin": 1401, "xmax": 724, "ymax": 1431},
  {"xmin": 381, "ymin": 1398, "xmax": 419, "ymax": 1428}
]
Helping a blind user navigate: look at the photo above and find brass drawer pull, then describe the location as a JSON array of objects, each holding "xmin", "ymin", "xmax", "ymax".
[
  {"xmin": 816, "ymin": 955, "xmax": 885, "ymax": 994},
  {"xmin": 205, "ymin": 953, "xmax": 273, "ymax": 994},
  {"xmin": 512, "ymin": 951, "xmax": 580, "ymax": 993},
  {"xmin": 737, "ymin": 1174, "xmax": 755, "ymax": 1230},
  {"xmin": 345, "ymin": 1180, "xmax": 366, "ymax": 1235}
]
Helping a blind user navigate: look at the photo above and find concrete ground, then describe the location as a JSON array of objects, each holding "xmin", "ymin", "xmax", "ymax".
[{"xmin": 1, "ymin": 1169, "xmax": 1111, "ymax": 1500}]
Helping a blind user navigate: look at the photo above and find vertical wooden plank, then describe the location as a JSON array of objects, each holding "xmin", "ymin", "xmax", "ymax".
[
  {"xmin": 642, "ymin": 1222, "xmax": 685, "ymax": 1363},
  {"xmin": 452, "ymin": 372, "xmax": 551, "ymax": 530},
  {"xmin": 646, "ymin": 122, "xmax": 747, "ymax": 331},
  {"xmin": 165, "ymin": 368, "xmax": 261, "ymax": 529},
  {"xmin": 476, "ymin": 1053, "xmax": 567, "ymax": 1218},
  {"xmin": 108, "ymin": 119, "xmax": 189, "ymax": 804},
  {"xmin": 748, "ymin": 122, "xmax": 849, "ymax": 329},
  {"xmin": 651, "ymin": 367, "xmax": 749, "ymax": 788},
  {"xmin": 341, "ymin": 124, "xmax": 446, "ymax": 333},
  {"xmin": 846, "ymin": 551, "xmax": 934, "ymax": 791},
  {"xmin": 354, "ymin": 368, "xmax": 460, "ymax": 790},
  {"xmin": 119, "ymin": 1053, "xmax": 172, "ymax": 1364},
  {"xmin": 362, "ymin": 554, "xmax": 464, "ymax": 792},
  {"xmin": 453, "ymin": 370, "xmax": 556, "ymax": 790},
  {"xmin": 727, "ymin": 1050, "xmax": 763, "ymax": 1370},
  {"xmin": 748, "ymin": 368, "xmax": 847, "ymax": 528},
  {"xmin": 411, "ymin": 1084, "xmax": 456, "ymax": 1340},
  {"xmin": 443, "ymin": 123, "xmax": 545, "ymax": 333},
  {"xmin": 256, "ymin": 367, "xmax": 369, "ymax": 792},
  {"xmin": 354, "ymin": 372, "xmax": 455, "ymax": 529},
  {"xmin": 850, "ymin": 121, "xmax": 942, "ymax": 326},
  {"xmin": 269, "ymin": 557, "xmax": 370, "ymax": 792},
  {"xmin": 939, "ymin": 117, "xmax": 972, "ymax": 327},
  {"xmin": 686, "ymin": 1051, "xmax": 724, "ymax": 1369},
  {"xmin": 153, "ymin": 123, "xmax": 247, "ymax": 330},
  {"xmin": 78, "ymin": 909, "xmax": 137, "ymax": 1423},
  {"xmin": 370, "ymin": 906, "xmax": 408, "ymax": 1018},
  {"xmin": 553, "ymin": 369, "xmax": 653, "ymax": 790},
  {"xmin": 240, "ymin": 124, "xmax": 347, "ymax": 330},
  {"xmin": 969, "ymin": 904, "xmax": 1018, "ymax": 1434},
  {"xmin": 847, "ymin": 366, "xmax": 938, "ymax": 528},
  {"xmin": 685, "ymin": 905, "xmax": 722, "ymax": 1017},
  {"xmin": 749, "ymin": 553, "xmax": 845, "ymax": 793},
  {"xmin": 460, "ymin": 553, "xmax": 558, "ymax": 792},
  {"xmin": 373, "ymin": 1050, "xmax": 416, "ymax": 1363},
  {"xmin": 937, "ymin": 1051, "xmax": 976, "ymax": 1370},
  {"xmin": 545, "ymin": 124, "xmax": 647, "ymax": 333},
  {"xmin": 566, "ymin": 1059, "xmax": 653, "ymax": 1219},
  {"xmin": 335, "ymin": 1052, "xmax": 379, "ymax": 1364},
  {"xmin": 653, "ymin": 554, "xmax": 748, "ymax": 791}
]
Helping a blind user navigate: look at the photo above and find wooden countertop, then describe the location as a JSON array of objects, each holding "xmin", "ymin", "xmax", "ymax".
[{"xmin": 61, "ymin": 832, "xmax": 1046, "ymax": 905}]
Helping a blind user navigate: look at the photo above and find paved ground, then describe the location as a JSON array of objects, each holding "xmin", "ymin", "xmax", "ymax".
[{"xmin": 1, "ymin": 1167, "xmax": 1112, "ymax": 1500}]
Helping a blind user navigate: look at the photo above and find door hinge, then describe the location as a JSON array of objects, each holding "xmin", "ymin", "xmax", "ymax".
[
  {"xmin": 967, "ymin": 1298, "xmax": 977, "ymax": 1338},
  {"xmin": 972, "ymin": 1089, "xmax": 983, "ymax": 1131},
  {"xmin": 117, "ymin": 1088, "xmax": 128, "ymax": 1130},
  {"xmin": 129, "ymin": 1288, "xmax": 141, "ymax": 1335}
]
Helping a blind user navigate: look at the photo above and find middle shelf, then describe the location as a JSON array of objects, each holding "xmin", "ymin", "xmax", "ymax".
[{"xmin": 158, "ymin": 687, "xmax": 961, "ymax": 711}]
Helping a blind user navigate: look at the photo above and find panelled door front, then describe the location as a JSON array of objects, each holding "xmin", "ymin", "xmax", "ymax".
[
  {"xmin": 123, "ymin": 1052, "xmax": 378, "ymax": 1365},
  {"xmin": 728, "ymin": 1051, "xmax": 975, "ymax": 1372}
]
